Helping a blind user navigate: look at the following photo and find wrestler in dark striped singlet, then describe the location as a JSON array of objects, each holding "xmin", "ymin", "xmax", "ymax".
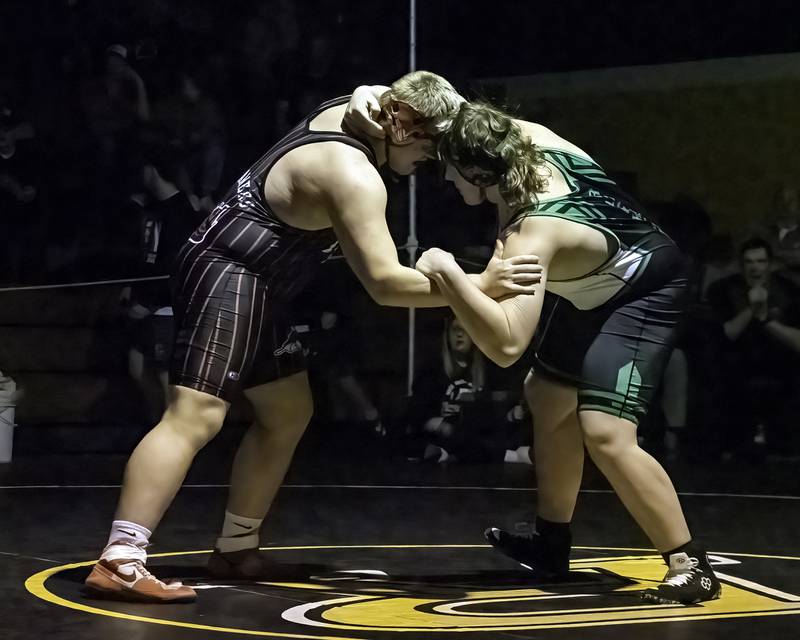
[{"xmin": 170, "ymin": 97, "xmax": 376, "ymax": 400}]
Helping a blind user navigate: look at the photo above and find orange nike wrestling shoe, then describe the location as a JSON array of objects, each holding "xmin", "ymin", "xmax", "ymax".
[{"xmin": 85, "ymin": 558, "xmax": 196, "ymax": 603}]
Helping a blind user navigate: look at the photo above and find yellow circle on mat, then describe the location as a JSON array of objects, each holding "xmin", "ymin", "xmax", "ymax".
[{"xmin": 25, "ymin": 545, "xmax": 800, "ymax": 638}]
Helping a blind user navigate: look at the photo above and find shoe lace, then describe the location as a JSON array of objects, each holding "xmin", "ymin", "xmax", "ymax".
[
  {"xmin": 662, "ymin": 556, "xmax": 700, "ymax": 587},
  {"xmin": 138, "ymin": 565, "xmax": 158, "ymax": 582}
]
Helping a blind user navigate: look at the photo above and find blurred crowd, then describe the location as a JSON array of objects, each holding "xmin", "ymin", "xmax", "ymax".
[
  {"xmin": 1, "ymin": 1, "xmax": 799, "ymax": 468},
  {"xmin": 639, "ymin": 194, "xmax": 800, "ymax": 464},
  {"xmin": 0, "ymin": 0, "xmax": 404, "ymax": 285}
]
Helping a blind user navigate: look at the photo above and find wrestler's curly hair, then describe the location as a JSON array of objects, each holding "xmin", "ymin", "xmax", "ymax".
[{"xmin": 440, "ymin": 101, "xmax": 549, "ymax": 209}]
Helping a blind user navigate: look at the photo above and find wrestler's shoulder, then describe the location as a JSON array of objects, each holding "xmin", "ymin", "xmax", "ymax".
[
  {"xmin": 287, "ymin": 139, "xmax": 379, "ymax": 179},
  {"xmin": 312, "ymin": 141, "xmax": 384, "ymax": 192}
]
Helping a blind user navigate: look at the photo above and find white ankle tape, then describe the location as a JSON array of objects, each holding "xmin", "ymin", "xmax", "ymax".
[
  {"xmin": 220, "ymin": 511, "xmax": 263, "ymax": 538},
  {"xmin": 101, "ymin": 540, "xmax": 148, "ymax": 563},
  {"xmin": 216, "ymin": 533, "xmax": 259, "ymax": 554}
]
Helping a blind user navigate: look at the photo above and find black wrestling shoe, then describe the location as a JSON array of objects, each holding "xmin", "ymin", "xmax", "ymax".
[
  {"xmin": 484, "ymin": 526, "xmax": 570, "ymax": 578},
  {"xmin": 641, "ymin": 551, "xmax": 721, "ymax": 605},
  {"xmin": 207, "ymin": 548, "xmax": 272, "ymax": 580}
]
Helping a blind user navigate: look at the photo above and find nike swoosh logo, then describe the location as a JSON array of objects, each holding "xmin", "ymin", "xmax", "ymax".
[
  {"xmin": 233, "ymin": 522, "xmax": 252, "ymax": 529},
  {"xmin": 119, "ymin": 529, "xmax": 137, "ymax": 537},
  {"xmin": 107, "ymin": 567, "xmax": 139, "ymax": 584}
]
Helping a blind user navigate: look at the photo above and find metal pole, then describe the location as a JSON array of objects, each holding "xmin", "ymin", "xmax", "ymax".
[{"xmin": 406, "ymin": 0, "xmax": 418, "ymax": 397}]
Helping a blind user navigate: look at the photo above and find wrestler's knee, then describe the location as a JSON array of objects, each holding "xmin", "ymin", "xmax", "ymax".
[
  {"xmin": 163, "ymin": 385, "xmax": 228, "ymax": 448},
  {"xmin": 580, "ymin": 410, "xmax": 637, "ymax": 462}
]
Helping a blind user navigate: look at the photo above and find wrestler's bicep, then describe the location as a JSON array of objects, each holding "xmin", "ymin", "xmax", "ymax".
[
  {"xmin": 324, "ymin": 158, "xmax": 399, "ymax": 294},
  {"xmin": 496, "ymin": 218, "xmax": 560, "ymax": 350}
]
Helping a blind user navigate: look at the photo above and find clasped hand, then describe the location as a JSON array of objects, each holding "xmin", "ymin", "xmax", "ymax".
[{"xmin": 416, "ymin": 240, "xmax": 542, "ymax": 298}]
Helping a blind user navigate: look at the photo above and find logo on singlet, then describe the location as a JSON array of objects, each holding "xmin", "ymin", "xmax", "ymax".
[
  {"xmin": 274, "ymin": 329, "xmax": 303, "ymax": 357},
  {"xmin": 320, "ymin": 240, "xmax": 340, "ymax": 263},
  {"xmin": 189, "ymin": 201, "xmax": 231, "ymax": 245}
]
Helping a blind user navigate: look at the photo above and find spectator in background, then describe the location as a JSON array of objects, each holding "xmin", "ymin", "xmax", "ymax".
[
  {"xmin": 698, "ymin": 233, "xmax": 738, "ymax": 300},
  {"xmin": 761, "ymin": 186, "xmax": 800, "ymax": 285},
  {"xmin": 707, "ymin": 237, "xmax": 800, "ymax": 459},
  {"xmin": 309, "ymin": 309, "xmax": 384, "ymax": 434},
  {"xmin": 0, "ymin": 97, "xmax": 40, "ymax": 283},
  {"xmin": 178, "ymin": 74, "xmax": 226, "ymax": 211},
  {"xmin": 298, "ymin": 264, "xmax": 383, "ymax": 437},
  {"xmin": 81, "ymin": 44, "xmax": 150, "ymax": 201},
  {"xmin": 104, "ymin": 44, "xmax": 150, "ymax": 123},
  {"xmin": 153, "ymin": 72, "xmax": 227, "ymax": 213},
  {"xmin": 638, "ymin": 347, "xmax": 694, "ymax": 462},
  {"xmin": 636, "ymin": 201, "xmax": 716, "ymax": 461},
  {"xmin": 239, "ymin": 0, "xmax": 299, "ymax": 146},
  {"xmin": 273, "ymin": 34, "xmax": 342, "ymax": 136},
  {"xmin": 122, "ymin": 137, "xmax": 200, "ymax": 421},
  {"xmin": 408, "ymin": 315, "xmax": 529, "ymax": 464}
]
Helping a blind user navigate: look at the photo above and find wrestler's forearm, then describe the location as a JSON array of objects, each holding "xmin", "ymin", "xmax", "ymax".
[
  {"xmin": 375, "ymin": 268, "xmax": 486, "ymax": 308},
  {"xmin": 428, "ymin": 262, "xmax": 516, "ymax": 365}
]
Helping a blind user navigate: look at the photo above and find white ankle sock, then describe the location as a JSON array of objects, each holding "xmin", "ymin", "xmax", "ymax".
[
  {"xmin": 101, "ymin": 520, "xmax": 151, "ymax": 563},
  {"xmin": 216, "ymin": 511, "xmax": 262, "ymax": 553},
  {"xmin": 503, "ymin": 446, "xmax": 532, "ymax": 464}
]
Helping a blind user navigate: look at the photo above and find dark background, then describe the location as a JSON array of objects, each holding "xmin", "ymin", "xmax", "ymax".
[{"xmin": 1, "ymin": 0, "xmax": 799, "ymax": 464}]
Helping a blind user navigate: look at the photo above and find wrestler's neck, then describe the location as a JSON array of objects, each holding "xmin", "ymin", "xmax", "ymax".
[
  {"xmin": 345, "ymin": 115, "xmax": 389, "ymax": 167},
  {"xmin": 486, "ymin": 186, "xmax": 514, "ymax": 226},
  {"xmin": 364, "ymin": 135, "xmax": 388, "ymax": 167}
]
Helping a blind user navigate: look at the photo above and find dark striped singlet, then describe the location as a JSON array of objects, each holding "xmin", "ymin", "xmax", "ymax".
[{"xmin": 170, "ymin": 96, "xmax": 377, "ymax": 399}]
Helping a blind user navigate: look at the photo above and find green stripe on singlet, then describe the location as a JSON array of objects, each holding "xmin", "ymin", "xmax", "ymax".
[
  {"xmin": 579, "ymin": 403, "xmax": 640, "ymax": 423},
  {"xmin": 616, "ymin": 362, "xmax": 643, "ymax": 400},
  {"xmin": 544, "ymin": 149, "xmax": 617, "ymax": 184},
  {"xmin": 581, "ymin": 389, "xmax": 628, "ymax": 402}
]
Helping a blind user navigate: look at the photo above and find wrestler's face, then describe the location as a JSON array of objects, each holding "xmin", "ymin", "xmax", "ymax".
[
  {"xmin": 387, "ymin": 137, "xmax": 436, "ymax": 175},
  {"xmin": 448, "ymin": 318, "xmax": 473, "ymax": 354},
  {"xmin": 444, "ymin": 163, "xmax": 484, "ymax": 206},
  {"xmin": 742, "ymin": 247, "xmax": 770, "ymax": 286}
]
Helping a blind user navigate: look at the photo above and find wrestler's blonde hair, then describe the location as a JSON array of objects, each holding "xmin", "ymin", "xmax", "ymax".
[
  {"xmin": 386, "ymin": 70, "xmax": 465, "ymax": 134},
  {"xmin": 441, "ymin": 101, "xmax": 549, "ymax": 209}
]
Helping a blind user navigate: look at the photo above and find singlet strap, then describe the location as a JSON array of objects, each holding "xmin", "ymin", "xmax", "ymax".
[
  {"xmin": 306, "ymin": 95, "xmax": 353, "ymax": 120},
  {"xmin": 258, "ymin": 96, "xmax": 379, "ymax": 179},
  {"xmin": 301, "ymin": 95, "xmax": 379, "ymax": 168},
  {"xmin": 262, "ymin": 131, "xmax": 378, "ymax": 174}
]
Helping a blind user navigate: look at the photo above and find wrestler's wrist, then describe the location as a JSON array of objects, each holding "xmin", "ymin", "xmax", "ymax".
[
  {"xmin": 474, "ymin": 271, "xmax": 489, "ymax": 293},
  {"xmin": 435, "ymin": 255, "xmax": 460, "ymax": 278}
]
